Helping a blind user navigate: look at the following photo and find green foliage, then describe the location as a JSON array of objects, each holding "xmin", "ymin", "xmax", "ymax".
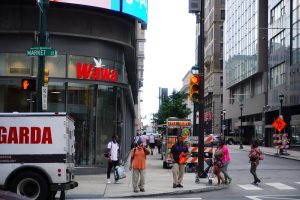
[{"xmin": 154, "ymin": 90, "xmax": 191, "ymax": 125}]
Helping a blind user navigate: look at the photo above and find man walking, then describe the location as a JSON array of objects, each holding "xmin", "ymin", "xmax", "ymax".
[
  {"xmin": 149, "ymin": 133, "xmax": 155, "ymax": 155},
  {"xmin": 170, "ymin": 135, "xmax": 189, "ymax": 188},
  {"xmin": 129, "ymin": 139, "xmax": 150, "ymax": 193},
  {"xmin": 106, "ymin": 135, "xmax": 120, "ymax": 184}
]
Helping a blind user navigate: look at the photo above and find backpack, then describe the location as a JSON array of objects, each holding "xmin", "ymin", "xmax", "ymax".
[{"xmin": 104, "ymin": 142, "xmax": 112, "ymax": 158}]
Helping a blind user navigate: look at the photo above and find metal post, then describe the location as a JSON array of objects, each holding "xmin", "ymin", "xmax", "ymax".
[
  {"xmin": 279, "ymin": 94, "xmax": 284, "ymax": 154},
  {"xmin": 223, "ymin": 110, "xmax": 226, "ymax": 137},
  {"xmin": 197, "ymin": 0, "xmax": 205, "ymax": 178},
  {"xmin": 220, "ymin": 112, "xmax": 223, "ymax": 135},
  {"xmin": 36, "ymin": 0, "xmax": 48, "ymax": 112},
  {"xmin": 240, "ymin": 104, "xmax": 243, "ymax": 149}
]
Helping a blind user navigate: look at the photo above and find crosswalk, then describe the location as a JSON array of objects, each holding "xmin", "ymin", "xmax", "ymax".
[{"xmin": 238, "ymin": 182, "xmax": 299, "ymax": 191}]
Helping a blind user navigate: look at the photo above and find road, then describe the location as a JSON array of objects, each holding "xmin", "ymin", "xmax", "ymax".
[{"xmin": 67, "ymin": 147, "xmax": 300, "ymax": 200}]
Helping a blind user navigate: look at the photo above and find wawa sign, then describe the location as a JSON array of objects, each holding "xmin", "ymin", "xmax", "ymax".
[{"xmin": 76, "ymin": 58, "xmax": 118, "ymax": 82}]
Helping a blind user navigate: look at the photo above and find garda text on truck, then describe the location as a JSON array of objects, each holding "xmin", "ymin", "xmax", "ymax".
[{"xmin": 0, "ymin": 112, "xmax": 78, "ymax": 200}]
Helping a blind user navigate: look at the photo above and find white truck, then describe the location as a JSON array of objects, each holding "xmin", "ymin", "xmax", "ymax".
[{"xmin": 0, "ymin": 112, "xmax": 78, "ymax": 200}]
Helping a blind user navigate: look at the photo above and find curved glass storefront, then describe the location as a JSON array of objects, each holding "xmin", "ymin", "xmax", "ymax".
[{"xmin": 0, "ymin": 52, "xmax": 132, "ymax": 167}]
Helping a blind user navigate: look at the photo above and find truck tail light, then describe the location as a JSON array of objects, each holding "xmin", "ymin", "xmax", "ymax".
[{"xmin": 57, "ymin": 168, "xmax": 61, "ymax": 176}]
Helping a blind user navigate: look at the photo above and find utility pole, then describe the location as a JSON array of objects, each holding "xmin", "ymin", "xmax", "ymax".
[{"xmin": 36, "ymin": 0, "xmax": 49, "ymax": 112}]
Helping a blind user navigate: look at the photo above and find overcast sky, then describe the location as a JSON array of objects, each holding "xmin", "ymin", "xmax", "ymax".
[{"xmin": 141, "ymin": 0, "xmax": 196, "ymax": 125}]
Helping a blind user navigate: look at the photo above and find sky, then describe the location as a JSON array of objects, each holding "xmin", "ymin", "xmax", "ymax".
[{"xmin": 141, "ymin": 0, "xmax": 196, "ymax": 125}]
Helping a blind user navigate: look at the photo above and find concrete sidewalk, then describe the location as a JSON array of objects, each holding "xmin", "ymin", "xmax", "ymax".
[
  {"xmin": 231, "ymin": 145, "xmax": 300, "ymax": 161},
  {"xmin": 66, "ymin": 150, "xmax": 225, "ymax": 199}
]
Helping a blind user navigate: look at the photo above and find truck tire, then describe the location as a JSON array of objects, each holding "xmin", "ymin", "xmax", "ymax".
[
  {"xmin": 9, "ymin": 171, "xmax": 49, "ymax": 200},
  {"xmin": 227, "ymin": 139, "xmax": 233, "ymax": 145}
]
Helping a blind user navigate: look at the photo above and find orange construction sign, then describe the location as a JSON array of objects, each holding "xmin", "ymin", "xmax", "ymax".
[{"xmin": 272, "ymin": 117, "xmax": 287, "ymax": 132}]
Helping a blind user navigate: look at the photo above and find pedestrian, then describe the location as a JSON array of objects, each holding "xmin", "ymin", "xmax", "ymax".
[
  {"xmin": 106, "ymin": 135, "xmax": 120, "ymax": 184},
  {"xmin": 213, "ymin": 147, "xmax": 224, "ymax": 185},
  {"xmin": 131, "ymin": 132, "xmax": 141, "ymax": 149},
  {"xmin": 156, "ymin": 133, "xmax": 162, "ymax": 154},
  {"xmin": 170, "ymin": 134, "xmax": 189, "ymax": 188},
  {"xmin": 149, "ymin": 133, "xmax": 155, "ymax": 155},
  {"xmin": 248, "ymin": 140, "xmax": 262, "ymax": 185},
  {"xmin": 218, "ymin": 141, "xmax": 232, "ymax": 184},
  {"xmin": 129, "ymin": 139, "xmax": 150, "ymax": 193},
  {"xmin": 141, "ymin": 132, "xmax": 149, "ymax": 148}
]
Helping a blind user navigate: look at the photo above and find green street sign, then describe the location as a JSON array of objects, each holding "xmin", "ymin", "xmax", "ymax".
[{"xmin": 26, "ymin": 46, "xmax": 57, "ymax": 57}]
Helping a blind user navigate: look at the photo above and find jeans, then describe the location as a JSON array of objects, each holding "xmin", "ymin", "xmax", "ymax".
[
  {"xmin": 250, "ymin": 162, "xmax": 260, "ymax": 182},
  {"xmin": 221, "ymin": 161, "xmax": 231, "ymax": 182},
  {"xmin": 107, "ymin": 160, "xmax": 119, "ymax": 179}
]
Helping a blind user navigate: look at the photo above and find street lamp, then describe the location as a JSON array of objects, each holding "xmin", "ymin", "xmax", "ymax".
[
  {"xmin": 239, "ymin": 104, "xmax": 244, "ymax": 149},
  {"xmin": 220, "ymin": 111, "xmax": 223, "ymax": 136},
  {"xmin": 279, "ymin": 94, "xmax": 284, "ymax": 117},
  {"xmin": 223, "ymin": 109, "xmax": 226, "ymax": 136}
]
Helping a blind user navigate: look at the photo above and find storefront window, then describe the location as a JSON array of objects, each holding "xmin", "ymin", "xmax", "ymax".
[
  {"xmin": 48, "ymin": 82, "xmax": 66, "ymax": 112},
  {"xmin": 0, "ymin": 53, "xmax": 33, "ymax": 76},
  {"xmin": 291, "ymin": 125, "xmax": 300, "ymax": 146},
  {"xmin": 0, "ymin": 79, "xmax": 35, "ymax": 112}
]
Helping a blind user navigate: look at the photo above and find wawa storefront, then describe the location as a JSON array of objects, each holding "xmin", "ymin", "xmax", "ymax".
[{"xmin": 0, "ymin": 1, "xmax": 139, "ymax": 173}]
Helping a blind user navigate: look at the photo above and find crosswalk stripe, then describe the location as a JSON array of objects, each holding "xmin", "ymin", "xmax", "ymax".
[
  {"xmin": 265, "ymin": 183, "xmax": 296, "ymax": 190},
  {"xmin": 238, "ymin": 184, "xmax": 263, "ymax": 190}
]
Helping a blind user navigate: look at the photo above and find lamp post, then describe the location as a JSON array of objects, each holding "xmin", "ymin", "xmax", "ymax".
[
  {"xmin": 279, "ymin": 94, "xmax": 284, "ymax": 117},
  {"xmin": 279, "ymin": 94, "xmax": 284, "ymax": 154},
  {"xmin": 239, "ymin": 104, "xmax": 244, "ymax": 149},
  {"xmin": 220, "ymin": 111, "xmax": 223, "ymax": 135},
  {"xmin": 223, "ymin": 109, "xmax": 226, "ymax": 136}
]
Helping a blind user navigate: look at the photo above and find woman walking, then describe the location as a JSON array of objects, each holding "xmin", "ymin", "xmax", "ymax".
[
  {"xmin": 248, "ymin": 140, "xmax": 262, "ymax": 185},
  {"xmin": 218, "ymin": 141, "xmax": 232, "ymax": 184}
]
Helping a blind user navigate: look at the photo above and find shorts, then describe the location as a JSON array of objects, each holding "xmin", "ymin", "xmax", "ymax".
[{"xmin": 150, "ymin": 143, "xmax": 155, "ymax": 149}]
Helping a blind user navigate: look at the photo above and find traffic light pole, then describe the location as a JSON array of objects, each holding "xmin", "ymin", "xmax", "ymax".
[
  {"xmin": 197, "ymin": 0, "xmax": 205, "ymax": 178},
  {"xmin": 36, "ymin": 0, "xmax": 48, "ymax": 112}
]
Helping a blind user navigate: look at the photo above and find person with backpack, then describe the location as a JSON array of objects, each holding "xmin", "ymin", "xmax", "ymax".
[
  {"xmin": 170, "ymin": 135, "xmax": 189, "ymax": 188},
  {"xmin": 248, "ymin": 140, "xmax": 263, "ymax": 185},
  {"xmin": 106, "ymin": 135, "xmax": 120, "ymax": 184},
  {"xmin": 129, "ymin": 139, "xmax": 150, "ymax": 193}
]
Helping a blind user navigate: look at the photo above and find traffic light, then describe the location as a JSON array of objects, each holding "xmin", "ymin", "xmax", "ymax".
[
  {"xmin": 44, "ymin": 69, "xmax": 49, "ymax": 86},
  {"xmin": 189, "ymin": 75, "xmax": 200, "ymax": 102},
  {"xmin": 21, "ymin": 78, "xmax": 36, "ymax": 91}
]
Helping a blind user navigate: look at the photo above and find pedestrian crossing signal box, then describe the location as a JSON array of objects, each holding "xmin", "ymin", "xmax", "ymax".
[{"xmin": 21, "ymin": 78, "xmax": 36, "ymax": 91}]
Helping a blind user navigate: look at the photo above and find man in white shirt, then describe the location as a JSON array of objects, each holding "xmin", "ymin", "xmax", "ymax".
[
  {"xmin": 106, "ymin": 135, "xmax": 120, "ymax": 183},
  {"xmin": 141, "ymin": 132, "xmax": 149, "ymax": 148},
  {"xmin": 149, "ymin": 133, "xmax": 156, "ymax": 155}
]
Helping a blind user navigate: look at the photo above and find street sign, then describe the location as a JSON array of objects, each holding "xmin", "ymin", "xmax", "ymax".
[
  {"xmin": 272, "ymin": 117, "xmax": 287, "ymax": 132},
  {"xmin": 42, "ymin": 86, "xmax": 48, "ymax": 111},
  {"xmin": 26, "ymin": 46, "xmax": 57, "ymax": 57}
]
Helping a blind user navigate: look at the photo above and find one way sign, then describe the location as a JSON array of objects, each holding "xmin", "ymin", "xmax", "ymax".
[{"xmin": 272, "ymin": 117, "xmax": 287, "ymax": 132}]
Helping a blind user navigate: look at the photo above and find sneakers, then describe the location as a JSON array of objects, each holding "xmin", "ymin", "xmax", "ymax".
[
  {"xmin": 228, "ymin": 178, "xmax": 232, "ymax": 184},
  {"xmin": 115, "ymin": 180, "xmax": 120, "ymax": 184},
  {"xmin": 134, "ymin": 190, "xmax": 139, "ymax": 193},
  {"xmin": 173, "ymin": 183, "xmax": 177, "ymax": 188},
  {"xmin": 107, "ymin": 179, "xmax": 111, "ymax": 184},
  {"xmin": 176, "ymin": 184, "xmax": 183, "ymax": 188},
  {"xmin": 140, "ymin": 188, "xmax": 145, "ymax": 192}
]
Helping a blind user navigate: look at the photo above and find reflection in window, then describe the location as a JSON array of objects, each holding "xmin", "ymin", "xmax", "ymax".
[
  {"xmin": 270, "ymin": 62, "xmax": 286, "ymax": 88},
  {"xmin": 48, "ymin": 82, "xmax": 66, "ymax": 111},
  {"xmin": 0, "ymin": 53, "xmax": 32, "ymax": 76}
]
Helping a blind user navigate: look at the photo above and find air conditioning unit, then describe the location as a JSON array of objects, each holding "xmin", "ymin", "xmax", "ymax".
[{"xmin": 189, "ymin": 0, "xmax": 201, "ymax": 13}]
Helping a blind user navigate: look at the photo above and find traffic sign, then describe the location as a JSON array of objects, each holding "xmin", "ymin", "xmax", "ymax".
[
  {"xmin": 272, "ymin": 117, "xmax": 287, "ymax": 132},
  {"xmin": 26, "ymin": 46, "xmax": 57, "ymax": 57},
  {"xmin": 42, "ymin": 86, "xmax": 48, "ymax": 111}
]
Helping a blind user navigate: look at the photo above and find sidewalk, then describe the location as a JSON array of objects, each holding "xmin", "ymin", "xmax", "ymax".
[
  {"xmin": 231, "ymin": 145, "xmax": 300, "ymax": 161},
  {"xmin": 66, "ymin": 149, "xmax": 226, "ymax": 199}
]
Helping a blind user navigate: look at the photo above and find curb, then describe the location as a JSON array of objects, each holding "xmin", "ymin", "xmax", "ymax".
[{"xmin": 104, "ymin": 185, "xmax": 227, "ymax": 198}]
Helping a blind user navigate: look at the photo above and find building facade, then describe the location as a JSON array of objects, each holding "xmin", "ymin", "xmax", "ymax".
[
  {"xmin": 223, "ymin": 0, "xmax": 268, "ymax": 145},
  {"xmin": 224, "ymin": 0, "xmax": 300, "ymax": 148},
  {"xmin": 203, "ymin": 0, "xmax": 225, "ymax": 135},
  {"xmin": 0, "ymin": 0, "xmax": 147, "ymax": 172}
]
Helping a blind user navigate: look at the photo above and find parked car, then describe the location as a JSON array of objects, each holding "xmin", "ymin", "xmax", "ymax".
[{"xmin": 211, "ymin": 135, "xmax": 222, "ymax": 146}]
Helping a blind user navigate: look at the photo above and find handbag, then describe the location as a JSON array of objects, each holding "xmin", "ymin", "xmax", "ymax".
[
  {"xmin": 104, "ymin": 142, "xmax": 112, "ymax": 158},
  {"xmin": 259, "ymin": 152, "xmax": 265, "ymax": 160},
  {"xmin": 114, "ymin": 165, "xmax": 126, "ymax": 180}
]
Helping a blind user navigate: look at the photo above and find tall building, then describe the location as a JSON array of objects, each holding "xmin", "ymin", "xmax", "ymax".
[
  {"xmin": 0, "ymin": 0, "xmax": 147, "ymax": 172},
  {"xmin": 159, "ymin": 87, "xmax": 168, "ymax": 108},
  {"xmin": 203, "ymin": 0, "xmax": 225, "ymax": 135},
  {"xmin": 267, "ymin": 0, "xmax": 300, "ymax": 148},
  {"xmin": 223, "ymin": 0, "xmax": 268, "ymax": 144}
]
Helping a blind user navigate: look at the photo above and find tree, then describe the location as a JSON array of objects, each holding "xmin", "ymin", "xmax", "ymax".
[{"xmin": 154, "ymin": 90, "xmax": 191, "ymax": 125}]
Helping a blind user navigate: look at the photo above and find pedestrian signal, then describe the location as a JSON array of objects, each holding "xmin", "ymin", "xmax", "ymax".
[
  {"xmin": 21, "ymin": 79, "xmax": 36, "ymax": 91},
  {"xmin": 189, "ymin": 75, "xmax": 200, "ymax": 102}
]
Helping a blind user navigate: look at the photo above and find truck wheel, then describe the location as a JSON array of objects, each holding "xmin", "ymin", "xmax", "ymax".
[{"xmin": 9, "ymin": 171, "xmax": 49, "ymax": 200}]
